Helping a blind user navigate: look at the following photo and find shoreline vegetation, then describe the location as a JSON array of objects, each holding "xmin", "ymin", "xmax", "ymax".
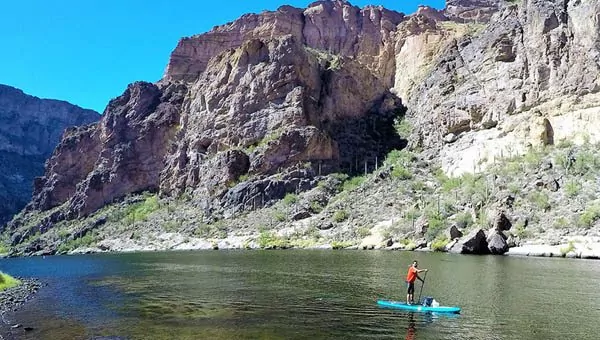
[
  {"xmin": 0, "ymin": 272, "xmax": 20, "ymax": 291},
  {"xmin": 3, "ymin": 137, "xmax": 600, "ymax": 261}
]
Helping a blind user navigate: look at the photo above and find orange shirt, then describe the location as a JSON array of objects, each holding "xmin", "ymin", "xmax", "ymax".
[{"xmin": 406, "ymin": 266, "xmax": 418, "ymax": 283}]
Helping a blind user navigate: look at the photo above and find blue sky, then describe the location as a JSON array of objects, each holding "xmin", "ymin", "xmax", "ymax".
[{"xmin": 0, "ymin": 0, "xmax": 445, "ymax": 113}]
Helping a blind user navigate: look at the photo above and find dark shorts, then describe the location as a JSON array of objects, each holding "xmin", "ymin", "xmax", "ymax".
[{"xmin": 406, "ymin": 281, "xmax": 415, "ymax": 294}]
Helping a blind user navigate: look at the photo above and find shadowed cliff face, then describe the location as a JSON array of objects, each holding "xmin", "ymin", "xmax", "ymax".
[
  {"xmin": 0, "ymin": 85, "xmax": 99, "ymax": 225},
  {"xmin": 10, "ymin": 0, "xmax": 600, "ymax": 232}
]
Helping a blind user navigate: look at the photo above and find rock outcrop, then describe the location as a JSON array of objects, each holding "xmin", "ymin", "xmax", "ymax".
[
  {"xmin": 444, "ymin": 0, "xmax": 504, "ymax": 23},
  {"xmin": 6, "ymin": 0, "xmax": 600, "ymax": 257},
  {"xmin": 11, "ymin": 1, "xmax": 407, "ymax": 227},
  {"xmin": 165, "ymin": 0, "xmax": 404, "ymax": 87},
  {"xmin": 449, "ymin": 228, "xmax": 490, "ymax": 254},
  {"xmin": 0, "ymin": 85, "xmax": 99, "ymax": 225},
  {"xmin": 407, "ymin": 0, "xmax": 600, "ymax": 174}
]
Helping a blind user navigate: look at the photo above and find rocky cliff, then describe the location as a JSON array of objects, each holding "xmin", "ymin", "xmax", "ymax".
[
  {"xmin": 4, "ymin": 0, "xmax": 600, "ymax": 258},
  {"xmin": 0, "ymin": 85, "xmax": 99, "ymax": 225}
]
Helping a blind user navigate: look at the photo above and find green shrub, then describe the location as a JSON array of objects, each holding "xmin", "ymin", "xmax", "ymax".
[
  {"xmin": 333, "ymin": 210, "xmax": 349, "ymax": 223},
  {"xmin": 0, "ymin": 272, "xmax": 20, "ymax": 291},
  {"xmin": 441, "ymin": 176, "xmax": 462, "ymax": 192},
  {"xmin": 552, "ymin": 217, "xmax": 569, "ymax": 229},
  {"xmin": 123, "ymin": 194, "xmax": 161, "ymax": 225},
  {"xmin": 578, "ymin": 204, "xmax": 600, "ymax": 228},
  {"xmin": 565, "ymin": 180, "xmax": 581, "ymax": 198},
  {"xmin": 560, "ymin": 241, "xmax": 575, "ymax": 256},
  {"xmin": 571, "ymin": 151, "xmax": 600, "ymax": 176},
  {"xmin": 273, "ymin": 210, "xmax": 287, "ymax": 222},
  {"xmin": 399, "ymin": 238, "xmax": 412, "ymax": 246},
  {"xmin": 385, "ymin": 150, "xmax": 414, "ymax": 166},
  {"xmin": 310, "ymin": 201, "xmax": 324, "ymax": 213},
  {"xmin": 343, "ymin": 176, "xmax": 365, "ymax": 192},
  {"xmin": 394, "ymin": 119, "xmax": 413, "ymax": 137},
  {"xmin": 391, "ymin": 166, "xmax": 413, "ymax": 180},
  {"xmin": 431, "ymin": 237, "xmax": 449, "ymax": 252},
  {"xmin": 283, "ymin": 193, "xmax": 298, "ymax": 206},
  {"xmin": 404, "ymin": 242, "xmax": 417, "ymax": 251},
  {"xmin": 356, "ymin": 227, "xmax": 372, "ymax": 238},
  {"xmin": 411, "ymin": 180, "xmax": 427, "ymax": 192},
  {"xmin": 454, "ymin": 212, "xmax": 473, "ymax": 229},
  {"xmin": 257, "ymin": 231, "xmax": 289, "ymax": 249},
  {"xmin": 57, "ymin": 233, "xmax": 96, "ymax": 254},
  {"xmin": 0, "ymin": 243, "xmax": 9, "ymax": 255},
  {"xmin": 425, "ymin": 212, "xmax": 445, "ymax": 241},
  {"xmin": 514, "ymin": 222, "xmax": 530, "ymax": 239},
  {"xmin": 528, "ymin": 191, "xmax": 551, "ymax": 211}
]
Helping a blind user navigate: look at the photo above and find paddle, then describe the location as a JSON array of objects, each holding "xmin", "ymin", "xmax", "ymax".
[{"xmin": 417, "ymin": 271, "xmax": 428, "ymax": 304}]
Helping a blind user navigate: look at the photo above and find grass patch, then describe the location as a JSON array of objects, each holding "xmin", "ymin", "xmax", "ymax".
[
  {"xmin": 431, "ymin": 237, "xmax": 449, "ymax": 252},
  {"xmin": 0, "ymin": 272, "xmax": 21, "ymax": 291}
]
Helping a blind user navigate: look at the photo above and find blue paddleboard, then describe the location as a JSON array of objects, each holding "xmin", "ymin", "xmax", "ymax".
[{"xmin": 377, "ymin": 300, "xmax": 461, "ymax": 314}]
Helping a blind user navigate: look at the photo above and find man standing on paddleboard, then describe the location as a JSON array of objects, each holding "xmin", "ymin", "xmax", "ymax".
[{"xmin": 406, "ymin": 260, "xmax": 427, "ymax": 305}]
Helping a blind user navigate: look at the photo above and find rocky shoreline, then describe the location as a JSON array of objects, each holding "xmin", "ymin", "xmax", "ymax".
[
  {"xmin": 0, "ymin": 278, "xmax": 43, "ymax": 333},
  {"xmin": 62, "ymin": 232, "xmax": 600, "ymax": 261}
]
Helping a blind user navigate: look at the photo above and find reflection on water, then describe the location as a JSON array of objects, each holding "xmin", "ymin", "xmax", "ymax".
[{"xmin": 1, "ymin": 251, "xmax": 600, "ymax": 339}]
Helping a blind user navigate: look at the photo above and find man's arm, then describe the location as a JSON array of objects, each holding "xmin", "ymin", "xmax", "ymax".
[{"xmin": 417, "ymin": 269, "xmax": 428, "ymax": 273}]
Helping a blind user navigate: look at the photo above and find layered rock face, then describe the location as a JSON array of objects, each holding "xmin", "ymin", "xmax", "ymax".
[
  {"xmin": 0, "ymin": 85, "xmax": 99, "ymax": 225},
  {"xmin": 14, "ymin": 1, "xmax": 406, "ymax": 224},
  {"xmin": 405, "ymin": 0, "xmax": 600, "ymax": 174},
  {"xmin": 165, "ymin": 0, "xmax": 404, "ymax": 86},
  {"xmin": 11, "ymin": 0, "xmax": 600, "ymax": 231},
  {"xmin": 444, "ymin": 0, "xmax": 504, "ymax": 22},
  {"xmin": 28, "ymin": 82, "xmax": 185, "ymax": 218}
]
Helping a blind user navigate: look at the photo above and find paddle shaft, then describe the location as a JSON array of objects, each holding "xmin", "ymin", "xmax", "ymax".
[{"xmin": 417, "ymin": 271, "xmax": 428, "ymax": 303}]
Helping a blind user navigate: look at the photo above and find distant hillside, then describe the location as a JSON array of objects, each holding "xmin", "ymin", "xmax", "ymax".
[{"xmin": 0, "ymin": 84, "xmax": 100, "ymax": 225}]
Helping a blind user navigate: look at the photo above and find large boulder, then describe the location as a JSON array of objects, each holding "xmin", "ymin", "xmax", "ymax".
[
  {"xmin": 449, "ymin": 228, "xmax": 490, "ymax": 255},
  {"xmin": 487, "ymin": 232, "xmax": 509, "ymax": 255},
  {"xmin": 445, "ymin": 225, "xmax": 463, "ymax": 240},
  {"xmin": 493, "ymin": 211, "xmax": 512, "ymax": 231}
]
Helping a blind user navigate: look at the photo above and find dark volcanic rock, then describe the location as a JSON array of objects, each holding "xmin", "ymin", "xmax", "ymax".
[
  {"xmin": 450, "ymin": 228, "xmax": 490, "ymax": 254},
  {"xmin": 487, "ymin": 231, "xmax": 509, "ymax": 254}
]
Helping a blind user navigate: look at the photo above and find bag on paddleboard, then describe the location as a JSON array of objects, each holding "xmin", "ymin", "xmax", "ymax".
[{"xmin": 422, "ymin": 296, "xmax": 433, "ymax": 307}]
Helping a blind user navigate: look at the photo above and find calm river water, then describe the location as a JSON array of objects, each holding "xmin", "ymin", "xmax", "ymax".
[{"xmin": 1, "ymin": 250, "xmax": 599, "ymax": 340}]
